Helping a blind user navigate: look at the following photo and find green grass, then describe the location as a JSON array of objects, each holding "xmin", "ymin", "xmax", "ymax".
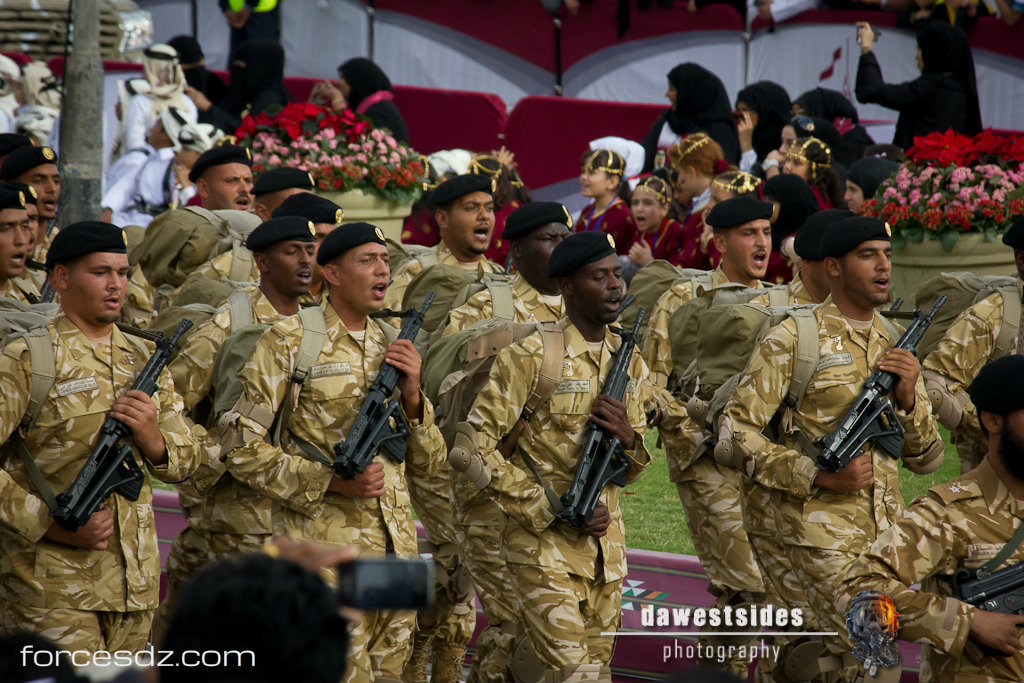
[{"xmin": 620, "ymin": 426, "xmax": 964, "ymax": 555}]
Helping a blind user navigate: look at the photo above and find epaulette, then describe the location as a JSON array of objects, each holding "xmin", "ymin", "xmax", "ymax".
[{"xmin": 929, "ymin": 478, "xmax": 981, "ymax": 505}]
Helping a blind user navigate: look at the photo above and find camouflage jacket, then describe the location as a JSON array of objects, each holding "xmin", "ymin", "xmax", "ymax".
[
  {"xmin": 383, "ymin": 241, "xmax": 501, "ymax": 310},
  {"xmin": 838, "ymin": 456, "xmax": 1024, "ymax": 683},
  {"xmin": 223, "ymin": 300, "xmax": 446, "ymax": 557},
  {"xmin": 0, "ymin": 314, "xmax": 199, "ymax": 611},
  {"xmin": 722, "ymin": 298, "xmax": 940, "ymax": 552},
  {"xmin": 0, "ymin": 277, "xmax": 41, "ymax": 305},
  {"xmin": 461, "ymin": 316, "xmax": 652, "ymax": 581}
]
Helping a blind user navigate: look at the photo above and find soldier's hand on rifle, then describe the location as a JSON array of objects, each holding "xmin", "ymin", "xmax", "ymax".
[
  {"xmin": 111, "ymin": 390, "xmax": 167, "ymax": 465},
  {"xmin": 814, "ymin": 453, "xmax": 874, "ymax": 492},
  {"xmin": 44, "ymin": 504, "xmax": 114, "ymax": 550},
  {"xmin": 329, "ymin": 462, "xmax": 386, "ymax": 498},
  {"xmin": 589, "ymin": 395, "xmax": 635, "ymax": 450},
  {"xmin": 582, "ymin": 503, "xmax": 611, "ymax": 538},
  {"xmin": 384, "ymin": 339, "xmax": 423, "ymax": 420},
  {"xmin": 877, "ymin": 348, "xmax": 920, "ymax": 412},
  {"xmin": 969, "ymin": 609, "xmax": 1024, "ymax": 656}
]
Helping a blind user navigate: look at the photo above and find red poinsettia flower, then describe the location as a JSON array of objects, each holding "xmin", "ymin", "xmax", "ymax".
[
  {"xmin": 906, "ymin": 129, "xmax": 978, "ymax": 166},
  {"xmin": 973, "ymin": 129, "xmax": 1008, "ymax": 158}
]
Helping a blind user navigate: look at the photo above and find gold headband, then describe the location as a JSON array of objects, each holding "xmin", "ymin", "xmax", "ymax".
[
  {"xmin": 712, "ymin": 171, "xmax": 761, "ymax": 195},
  {"xmin": 788, "ymin": 137, "xmax": 832, "ymax": 169},
  {"xmin": 583, "ymin": 149, "xmax": 625, "ymax": 177},
  {"xmin": 634, "ymin": 177, "xmax": 669, "ymax": 204},
  {"xmin": 673, "ymin": 134, "xmax": 711, "ymax": 161},
  {"xmin": 469, "ymin": 155, "xmax": 502, "ymax": 178}
]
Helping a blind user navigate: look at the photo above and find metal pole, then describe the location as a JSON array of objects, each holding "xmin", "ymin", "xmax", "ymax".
[
  {"xmin": 59, "ymin": 0, "xmax": 104, "ymax": 226},
  {"xmin": 554, "ymin": 16, "xmax": 563, "ymax": 96},
  {"xmin": 367, "ymin": 0, "xmax": 376, "ymax": 60},
  {"xmin": 191, "ymin": 0, "xmax": 198, "ymax": 38}
]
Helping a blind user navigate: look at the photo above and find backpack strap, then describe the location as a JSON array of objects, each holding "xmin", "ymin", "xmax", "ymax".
[
  {"xmin": 994, "ymin": 287, "xmax": 1022, "ymax": 359},
  {"xmin": 783, "ymin": 308, "xmax": 820, "ymax": 410},
  {"xmin": 226, "ymin": 289, "xmax": 254, "ymax": 333},
  {"xmin": 228, "ymin": 242, "xmax": 254, "ymax": 282},
  {"xmin": 9, "ymin": 328, "xmax": 59, "ymax": 511},
  {"xmin": 498, "ymin": 322, "xmax": 566, "ymax": 512},
  {"xmin": 269, "ymin": 306, "xmax": 327, "ymax": 448},
  {"xmin": 485, "ymin": 275, "xmax": 516, "ymax": 321},
  {"xmin": 688, "ymin": 271, "xmax": 714, "ymax": 296},
  {"xmin": 415, "ymin": 250, "xmax": 440, "ymax": 270},
  {"xmin": 767, "ymin": 285, "xmax": 789, "ymax": 307}
]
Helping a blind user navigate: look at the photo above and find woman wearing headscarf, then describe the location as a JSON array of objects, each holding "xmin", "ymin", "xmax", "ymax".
[
  {"xmin": 640, "ymin": 63, "xmax": 739, "ymax": 172},
  {"xmin": 763, "ymin": 174, "xmax": 820, "ymax": 284},
  {"xmin": 855, "ymin": 20, "xmax": 981, "ymax": 151},
  {"xmin": 168, "ymin": 34, "xmax": 228, "ymax": 108},
  {"xmin": 793, "ymin": 87, "xmax": 874, "ymax": 166},
  {"xmin": 734, "ymin": 80, "xmax": 791, "ymax": 176},
  {"xmin": 121, "ymin": 44, "xmax": 197, "ymax": 152},
  {"xmin": 311, "ymin": 58, "xmax": 409, "ymax": 144},
  {"xmin": 844, "ymin": 157, "xmax": 898, "ymax": 214},
  {"xmin": 188, "ymin": 40, "xmax": 291, "ymax": 134}
]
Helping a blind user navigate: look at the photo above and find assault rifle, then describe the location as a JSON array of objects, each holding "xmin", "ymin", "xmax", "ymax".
[
  {"xmin": 332, "ymin": 293, "xmax": 434, "ymax": 479},
  {"xmin": 52, "ymin": 319, "xmax": 194, "ymax": 531},
  {"xmin": 815, "ymin": 296, "xmax": 946, "ymax": 473},
  {"xmin": 557, "ymin": 308, "xmax": 644, "ymax": 528},
  {"xmin": 959, "ymin": 561, "xmax": 1024, "ymax": 615}
]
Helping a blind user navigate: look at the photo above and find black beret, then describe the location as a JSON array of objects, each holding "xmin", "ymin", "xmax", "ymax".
[
  {"xmin": 272, "ymin": 193, "xmax": 343, "ymax": 224},
  {"xmin": 316, "ymin": 222, "xmax": 387, "ymax": 266},
  {"xmin": 187, "ymin": 145, "xmax": 252, "ymax": 183},
  {"xmin": 0, "ymin": 145, "xmax": 58, "ymax": 181},
  {"xmin": 0, "ymin": 185, "xmax": 29, "ymax": 212},
  {"xmin": 1002, "ymin": 216, "xmax": 1024, "ymax": 249},
  {"xmin": 45, "ymin": 221, "xmax": 127, "ymax": 271},
  {"xmin": 0, "ymin": 133, "xmax": 31, "ymax": 159},
  {"xmin": 252, "ymin": 167, "xmax": 316, "ymax": 196},
  {"xmin": 547, "ymin": 231, "xmax": 617, "ymax": 278},
  {"xmin": 819, "ymin": 217, "xmax": 891, "ymax": 259},
  {"xmin": 245, "ymin": 216, "xmax": 316, "ymax": 251},
  {"xmin": 793, "ymin": 209, "xmax": 854, "ymax": 261},
  {"xmin": 431, "ymin": 174, "xmax": 493, "ymax": 206},
  {"xmin": 3, "ymin": 182, "xmax": 37, "ymax": 205},
  {"xmin": 704, "ymin": 196, "xmax": 773, "ymax": 229},
  {"xmin": 502, "ymin": 202, "xmax": 572, "ymax": 241},
  {"xmin": 968, "ymin": 355, "xmax": 1024, "ymax": 415}
]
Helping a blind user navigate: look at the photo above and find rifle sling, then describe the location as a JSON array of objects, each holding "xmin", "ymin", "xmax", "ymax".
[
  {"xmin": 271, "ymin": 306, "xmax": 327, "ymax": 448},
  {"xmin": 981, "ymin": 519, "xmax": 1024, "ymax": 576}
]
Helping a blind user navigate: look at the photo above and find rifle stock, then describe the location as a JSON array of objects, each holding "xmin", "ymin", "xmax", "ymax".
[
  {"xmin": 332, "ymin": 292, "xmax": 435, "ymax": 479},
  {"xmin": 52, "ymin": 319, "xmax": 194, "ymax": 531}
]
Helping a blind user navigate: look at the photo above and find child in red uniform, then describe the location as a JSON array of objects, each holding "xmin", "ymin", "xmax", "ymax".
[
  {"xmin": 575, "ymin": 149, "xmax": 637, "ymax": 255},
  {"xmin": 666, "ymin": 133, "xmax": 733, "ymax": 270},
  {"xmin": 626, "ymin": 175, "xmax": 686, "ymax": 269},
  {"xmin": 783, "ymin": 137, "xmax": 844, "ymax": 210}
]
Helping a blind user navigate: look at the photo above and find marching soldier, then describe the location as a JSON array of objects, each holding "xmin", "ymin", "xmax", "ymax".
[
  {"xmin": 270, "ymin": 192, "xmax": 343, "ymax": 305},
  {"xmin": 252, "ymin": 166, "xmax": 316, "ymax": 220},
  {"xmin": 0, "ymin": 221, "xmax": 200, "ymax": 653},
  {"xmin": 452, "ymin": 231, "xmax": 651, "ymax": 682},
  {"xmin": 0, "ymin": 185, "xmax": 40, "ymax": 303},
  {"xmin": 158, "ymin": 216, "xmax": 319, "ymax": 638},
  {"xmin": 0, "ymin": 145, "xmax": 60, "ymax": 261},
  {"xmin": 720, "ymin": 217, "xmax": 944, "ymax": 681},
  {"xmin": 838, "ymin": 354, "xmax": 1024, "ymax": 683},
  {"xmin": 188, "ymin": 144, "xmax": 254, "ymax": 212},
  {"xmin": 222, "ymin": 223, "xmax": 447, "ymax": 682},
  {"xmin": 922, "ymin": 219, "xmax": 1024, "ymax": 472},
  {"xmin": 384, "ymin": 174, "xmax": 502, "ymax": 309}
]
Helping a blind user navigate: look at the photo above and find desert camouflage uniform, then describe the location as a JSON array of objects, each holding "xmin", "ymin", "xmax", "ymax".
[
  {"xmin": 223, "ymin": 300, "xmax": 447, "ymax": 683},
  {"xmin": 722, "ymin": 298, "xmax": 942, "ymax": 681},
  {"xmin": 155, "ymin": 288, "xmax": 285, "ymax": 641},
  {"xmin": 643, "ymin": 264, "xmax": 767, "ymax": 676},
  {"xmin": 838, "ymin": 456, "xmax": 1024, "ymax": 683},
  {"xmin": 122, "ymin": 266, "xmax": 156, "ymax": 328},
  {"xmin": 32, "ymin": 227, "xmax": 57, "ymax": 263},
  {"xmin": 458, "ymin": 316, "xmax": 651, "ymax": 678},
  {"xmin": 429, "ymin": 274, "xmax": 562, "ymax": 682},
  {"xmin": 921, "ymin": 282, "xmax": 1023, "ymax": 472},
  {"xmin": 0, "ymin": 314, "xmax": 200, "ymax": 652},
  {"xmin": 0, "ymin": 276, "xmax": 41, "ymax": 304},
  {"xmin": 384, "ymin": 241, "xmax": 501, "ymax": 310}
]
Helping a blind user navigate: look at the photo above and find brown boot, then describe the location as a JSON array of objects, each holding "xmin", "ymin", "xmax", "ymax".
[
  {"xmin": 431, "ymin": 645, "xmax": 466, "ymax": 683},
  {"xmin": 402, "ymin": 633, "xmax": 432, "ymax": 683}
]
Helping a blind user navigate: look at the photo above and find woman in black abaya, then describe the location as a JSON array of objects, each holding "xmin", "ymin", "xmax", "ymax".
[
  {"xmin": 641, "ymin": 63, "xmax": 739, "ymax": 171},
  {"xmin": 793, "ymin": 87, "xmax": 875, "ymax": 166},
  {"xmin": 190, "ymin": 41, "xmax": 292, "ymax": 133},
  {"xmin": 735, "ymin": 80, "xmax": 791, "ymax": 176},
  {"xmin": 311, "ymin": 58, "xmax": 409, "ymax": 144}
]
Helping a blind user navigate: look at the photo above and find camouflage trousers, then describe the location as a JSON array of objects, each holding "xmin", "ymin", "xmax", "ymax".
[
  {"xmin": 345, "ymin": 608, "xmax": 417, "ymax": 683},
  {"xmin": 2, "ymin": 603, "xmax": 153, "ymax": 655},
  {"xmin": 152, "ymin": 525, "xmax": 208, "ymax": 646},
  {"xmin": 457, "ymin": 522, "xmax": 519, "ymax": 683},
  {"xmin": 510, "ymin": 563, "xmax": 620, "ymax": 670},
  {"xmin": 676, "ymin": 456, "xmax": 765, "ymax": 678},
  {"xmin": 415, "ymin": 542, "xmax": 476, "ymax": 647}
]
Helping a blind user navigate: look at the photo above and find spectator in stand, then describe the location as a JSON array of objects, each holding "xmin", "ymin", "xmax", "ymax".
[
  {"xmin": 120, "ymin": 45, "xmax": 197, "ymax": 154},
  {"xmin": 735, "ymin": 81, "xmax": 791, "ymax": 177},
  {"xmin": 791, "ymin": 115, "xmax": 841, "ymax": 160},
  {"xmin": 311, "ymin": 58, "xmax": 409, "ymax": 145},
  {"xmin": 576, "ymin": 148, "xmax": 638, "ymax": 256},
  {"xmin": 0, "ymin": 56, "xmax": 22, "ymax": 135},
  {"xmin": 793, "ymin": 87, "xmax": 875, "ymax": 167},
  {"xmin": 469, "ymin": 151, "xmax": 529, "ymax": 267},
  {"xmin": 862, "ymin": 143, "xmax": 904, "ymax": 162},
  {"xmin": 994, "ymin": 0, "xmax": 1023, "ymax": 25},
  {"xmin": 783, "ymin": 137, "xmax": 844, "ymax": 209},
  {"xmin": 15, "ymin": 63, "xmax": 60, "ymax": 146},
  {"xmin": 855, "ymin": 20, "xmax": 982, "ymax": 150},
  {"xmin": 763, "ymin": 173, "xmax": 820, "ymax": 283},
  {"xmin": 169, "ymin": 35, "xmax": 228, "ymax": 109},
  {"xmin": 171, "ymin": 122, "xmax": 227, "ymax": 208},
  {"xmin": 626, "ymin": 175, "xmax": 686, "ymax": 274},
  {"xmin": 641, "ymin": 63, "xmax": 739, "ymax": 171},
  {"xmin": 220, "ymin": 0, "xmax": 282, "ymax": 65},
  {"xmin": 667, "ymin": 132, "xmax": 734, "ymax": 270},
  {"xmin": 188, "ymin": 41, "xmax": 291, "ymax": 135},
  {"xmin": 844, "ymin": 156, "xmax": 899, "ymax": 213}
]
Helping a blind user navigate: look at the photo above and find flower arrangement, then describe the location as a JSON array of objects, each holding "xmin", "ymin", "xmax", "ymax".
[
  {"xmin": 861, "ymin": 129, "xmax": 1024, "ymax": 252},
  {"xmin": 235, "ymin": 102, "xmax": 426, "ymax": 204}
]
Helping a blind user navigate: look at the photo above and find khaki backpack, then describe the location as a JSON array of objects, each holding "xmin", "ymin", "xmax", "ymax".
[
  {"xmin": 145, "ymin": 289, "xmax": 257, "ymax": 365},
  {"xmin": 620, "ymin": 261, "xmax": 711, "ymax": 345},
  {"xmin": 136, "ymin": 207, "xmax": 261, "ymax": 289},
  {"xmin": 402, "ymin": 263, "xmax": 479, "ymax": 337},
  {"xmin": 386, "ymin": 238, "xmax": 435, "ymax": 274},
  {"xmin": 914, "ymin": 271, "xmax": 1020, "ymax": 359}
]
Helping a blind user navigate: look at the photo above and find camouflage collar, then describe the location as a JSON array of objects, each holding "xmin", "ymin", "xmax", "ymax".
[
  {"xmin": 817, "ymin": 297, "xmax": 895, "ymax": 345},
  {"xmin": 974, "ymin": 456, "xmax": 1024, "ymax": 517},
  {"xmin": 53, "ymin": 313, "xmax": 138, "ymax": 361},
  {"xmin": 559, "ymin": 316, "xmax": 618, "ymax": 361}
]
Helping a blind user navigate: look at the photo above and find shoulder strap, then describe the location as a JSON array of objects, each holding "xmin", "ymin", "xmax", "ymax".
[
  {"xmin": 378, "ymin": 320, "xmax": 400, "ymax": 345},
  {"xmin": 879, "ymin": 314, "xmax": 901, "ymax": 343},
  {"xmin": 689, "ymin": 271, "xmax": 713, "ymax": 296},
  {"xmin": 767, "ymin": 286, "xmax": 788, "ymax": 307},
  {"xmin": 993, "ymin": 287, "xmax": 1022, "ymax": 359},
  {"xmin": 415, "ymin": 250, "xmax": 439, "ymax": 270},
  {"xmin": 783, "ymin": 308, "xmax": 820, "ymax": 409},
  {"xmin": 486, "ymin": 275, "xmax": 516, "ymax": 321},
  {"xmin": 226, "ymin": 289, "xmax": 254, "ymax": 333},
  {"xmin": 981, "ymin": 518, "xmax": 1024, "ymax": 575},
  {"xmin": 228, "ymin": 241, "xmax": 254, "ymax": 282},
  {"xmin": 184, "ymin": 205, "xmax": 220, "ymax": 223},
  {"xmin": 10, "ymin": 329, "xmax": 59, "ymax": 511},
  {"xmin": 270, "ymin": 306, "xmax": 327, "ymax": 447}
]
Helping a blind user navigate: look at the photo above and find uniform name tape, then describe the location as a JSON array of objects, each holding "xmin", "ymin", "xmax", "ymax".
[
  {"xmin": 56, "ymin": 377, "xmax": 99, "ymax": 396},
  {"xmin": 311, "ymin": 362, "xmax": 351, "ymax": 379},
  {"xmin": 555, "ymin": 379, "xmax": 591, "ymax": 394},
  {"xmin": 816, "ymin": 352, "xmax": 853, "ymax": 371}
]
